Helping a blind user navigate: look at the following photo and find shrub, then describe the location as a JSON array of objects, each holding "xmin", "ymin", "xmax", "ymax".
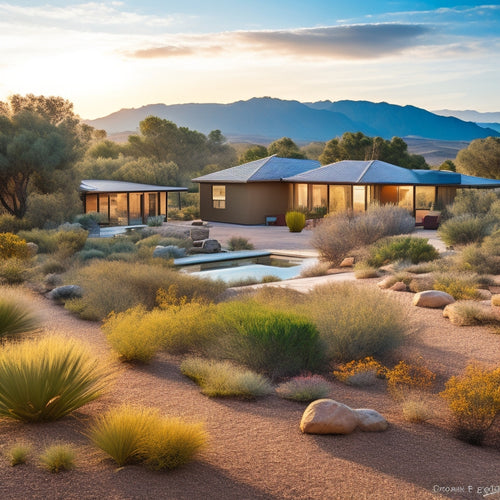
[
  {"xmin": 285, "ymin": 211, "xmax": 306, "ymax": 232},
  {"xmin": 7, "ymin": 443, "xmax": 31, "ymax": 466},
  {"xmin": 55, "ymin": 226, "xmax": 88, "ymax": 257},
  {"xmin": 147, "ymin": 215, "xmax": 165, "ymax": 227},
  {"xmin": 78, "ymin": 249, "xmax": 106, "ymax": 261},
  {"xmin": 0, "ymin": 233, "xmax": 30, "ymax": 259},
  {"xmin": 39, "ymin": 444, "xmax": 75, "ymax": 472},
  {"xmin": 432, "ymin": 272, "xmax": 481, "ymax": 300},
  {"xmin": 312, "ymin": 205, "xmax": 415, "ymax": 265},
  {"xmin": 84, "ymin": 237, "xmax": 137, "ymax": 256},
  {"xmin": 366, "ymin": 236, "xmax": 439, "ymax": 267},
  {"xmin": 275, "ymin": 374, "xmax": 331, "ymax": 402},
  {"xmin": 438, "ymin": 215, "xmax": 494, "ymax": 246},
  {"xmin": 102, "ymin": 306, "xmax": 165, "ymax": 363},
  {"xmin": 386, "ymin": 360, "xmax": 436, "ymax": 401},
  {"xmin": 440, "ymin": 363, "xmax": 500, "ymax": 445},
  {"xmin": 443, "ymin": 301, "xmax": 498, "ymax": 327},
  {"xmin": 25, "ymin": 190, "xmax": 82, "ymax": 229},
  {"xmin": 305, "ymin": 282, "xmax": 406, "ymax": 361},
  {"xmin": 0, "ymin": 336, "xmax": 112, "ymax": 421},
  {"xmin": 0, "ymin": 258, "xmax": 30, "ymax": 284},
  {"xmin": 300, "ymin": 261, "xmax": 331, "ymax": 278},
  {"xmin": 353, "ymin": 262, "xmax": 379, "ymax": 279},
  {"xmin": 0, "ymin": 298, "xmax": 38, "ymax": 339},
  {"xmin": 448, "ymin": 189, "xmax": 498, "ymax": 217},
  {"xmin": 17, "ymin": 229, "xmax": 58, "ymax": 253},
  {"xmin": 226, "ymin": 236, "xmax": 255, "ymax": 251},
  {"xmin": 333, "ymin": 357, "xmax": 386, "ymax": 387},
  {"xmin": 73, "ymin": 212, "xmax": 106, "ymax": 230},
  {"xmin": 40, "ymin": 257, "xmax": 68, "ymax": 275},
  {"xmin": 402, "ymin": 397, "xmax": 435, "ymax": 423},
  {"xmin": 215, "ymin": 301, "xmax": 325, "ymax": 378},
  {"xmin": 492, "ymin": 295, "xmax": 500, "ymax": 307},
  {"xmin": 180, "ymin": 357, "xmax": 273, "ymax": 398},
  {"xmin": 0, "ymin": 214, "xmax": 30, "ymax": 234},
  {"xmin": 456, "ymin": 244, "xmax": 500, "ymax": 275}
]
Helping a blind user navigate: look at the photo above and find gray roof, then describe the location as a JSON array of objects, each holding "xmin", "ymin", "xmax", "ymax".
[
  {"xmin": 80, "ymin": 180, "xmax": 188, "ymax": 193},
  {"xmin": 284, "ymin": 160, "xmax": 500, "ymax": 187},
  {"xmin": 192, "ymin": 155, "xmax": 320, "ymax": 183}
]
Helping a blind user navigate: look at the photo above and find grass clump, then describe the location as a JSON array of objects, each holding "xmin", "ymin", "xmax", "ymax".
[
  {"xmin": 353, "ymin": 262, "xmax": 379, "ymax": 279},
  {"xmin": 180, "ymin": 358, "xmax": 273, "ymax": 398},
  {"xmin": 0, "ymin": 335, "xmax": 112, "ymax": 422},
  {"xmin": 39, "ymin": 444, "xmax": 76, "ymax": 472},
  {"xmin": 275, "ymin": 374, "xmax": 331, "ymax": 402},
  {"xmin": 402, "ymin": 396, "xmax": 435, "ymax": 423},
  {"xmin": 305, "ymin": 282, "xmax": 406, "ymax": 362},
  {"xmin": 366, "ymin": 236, "xmax": 439, "ymax": 267},
  {"xmin": 6, "ymin": 443, "xmax": 31, "ymax": 466},
  {"xmin": 432, "ymin": 272, "xmax": 481, "ymax": 300},
  {"xmin": 455, "ymin": 243, "xmax": 500, "ymax": 275},
  {"xmin": 226, "ymin": 236, "xmax": 255, "ymax": 251},
  {"xmin": 333, "ymin": 357, "xmax": 386, "ymax": 387},
  {"xmin": 440, "ymin": 363, "xmax": 500, "ymax": 445},
  {"xmin": 0, "ymin": 258, "xmax": 30, "ymax": 284},
  {"xmin": 285, "ymin": 211, "xmax": 306, "ymax": 232},
  {"xmin": 0, "ymin": 298, "xmax": 38, "ymax": 339},
  {"xmin": 443, "ymin": 301, "xmax": 498, "ymax": 327}
]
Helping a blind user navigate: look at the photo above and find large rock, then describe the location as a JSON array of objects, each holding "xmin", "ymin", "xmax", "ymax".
[
  {"xmin": 48, "ymin": 285, "xmax": 83, "ymax": 301},
  {"xmin": 413, "ymin": 290, "xmax": 454, "ymax": 308},
  {"xmin": 300, "ymin": 399, "xmax": 359, "ymax": 435},
  {"xmin": 191, "ymin": 239, "xmax": 221, "ymax": 253},
  {"xmin": 340, "ymin": 257, "xmax": 355, "ymax": 268},
  {"xmin": 153, "ymin": 245, "xmax": 187, "ymax": 259},
  {"xmin": 189, "ymin": 226, "xmax": 210, "ymax": 241},
  {"xmin": 354, "ymin": 409, "xmax": 388, "ymax": 432}
]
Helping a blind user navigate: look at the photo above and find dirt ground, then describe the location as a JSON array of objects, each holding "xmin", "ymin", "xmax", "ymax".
[{"xmin": 0, "ymin": 228, "xmax": 499, "ymax": 499}]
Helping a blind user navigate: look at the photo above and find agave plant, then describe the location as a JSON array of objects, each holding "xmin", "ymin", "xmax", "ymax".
[{"xmin": 0, "ymin": 298, "xmax": 38, "ymax": 339}]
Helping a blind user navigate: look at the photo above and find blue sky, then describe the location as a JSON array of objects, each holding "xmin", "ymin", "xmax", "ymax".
[{"xmin": 1, "ymin": 1, "xmax": 498, "ymax": 118}]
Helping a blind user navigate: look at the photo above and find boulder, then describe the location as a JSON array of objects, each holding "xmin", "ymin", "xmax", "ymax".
[
  {"xmin": 300, "ymin": 399, "xmax": 359, "ymax": 435},
  {"xmin": 340, "ymin": 257, "xmax": 355, "ymax": 268},
  {"xmin": 189, "ymin": 226, "xmax": 210, "ymax": 241},
  {"xmin": 48, "ymin": 285, "xmax": 83, "ymax": 301},
  {"xmin": 354, "ymin": 409, "xmax": 388, "ymax": 432},
  {"xmin": 390, "ymin": 281, "xmax": 407, "ymax": 292},
  {"xmin": 413, "ymin": 290, "xmax": 454, "ymax": 308},
  {"xmin": 153, "ymin": 245, "xmax": 186, "ymax": 259},
  {"xmin": 191, "ymin": 239, "xmax": 221, "ymax": 253}
]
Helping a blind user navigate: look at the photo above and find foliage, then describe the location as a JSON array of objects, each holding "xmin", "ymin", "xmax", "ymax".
[
  {"xmin": 432, "ymin": 272, "xmax": 481, "ymax": 300},
  {"xmin": 73, "ymin": 212, "xmax": 107, "ymax": 230},
  {"xmin": 333, "ymin": 357, "xmax": 386, "ymax": 386},
  {"xmin": 438, "ymin": 214, "xmax": 494, "ymax": 246},
  {"xmin": 275, "ymin": 374, "xmax": 331, "ymax": 402},
  {"xmin": 238, "ymin": 145, "xmax": 268, "ymax": 164},
  {"xmin": 0, "ymin": 298, "xmax": 38, "ymax": 339},
  {"xmin": 0, "ymin": 258, "xmax": 29, "ymax": 284},
  {"xmin": 39, "ymin": 444, "xmax": 76, "ymax": 472},
  {"xmin": 285, "ymin": 211, "xmax": 306, "ymax": 232},
  {"xmin": 267, "ymin": 137, "xmax": 306, "ymax": 159},
  {"xmin": 366, "ymin": 236, "xmax": 439, "ymax": 267},
  {"xmin": 180, "ymin": 357, "xmax": 273, "ymax": 398},
  {"xmin": 17, "ymin": 228, "xmax": 59, "ymax": 253},
  {"xmin": 55, "ymin": 225, "xmax": 88, "ymax": 257},
  {"xmin": 402, "ymin": 396, "xmax": 435, "ymax": 423},
  {"xmin": 312, "ymin": 205, "xmax": 415, "ymax": 265},
  {"xmin": 147, "ymin": 215, "xmax": 165, "ymax": 227},
  {"xmin": 353, "ymin": 262, "xmax": 379, "ymax": 279},
  {"xmin": 440, "ymin": 363, "xmax": 500, "ymax": 445},
  {"xmin": 443, "ymin": 301, "xmax": 498, "ymax": 327},
  {"xmin": 457, "ymin": 244, "xmax": 500, "ymax": 275},
  {"xmin": 7, "ymin": 443, "xmax": 31, "ymax": 466},
  {"xmin": 299, "ymin": 261, "xmax": 331, "ymax": 278},
  {"xmin": 305, "ymin": 282, "xmax": 406, "ymax": 361},
  {"xmin": 0, "ymin": 335, "xmax": 112, "ymax": 421},
  {"xmin": 226, "ymin": 236, "xmax": 254, "ymax": 251},
  {"xmin": 0, "ymin": 214, "xmax": 30, "ymax": 233},
  {"xmin": 448, "ymin": 189, "xmax": 499, "ymax": 217},
  {"xmin": 25, "ymin": 190, "xmax": 82, "ymax": 229},
  {"xmin": 455, "ymin": 137, "xmax": 500, "ymax": 179},
  {"xmin": 386, "ymin": 360, "xmax": 436, "ymax": 401},
  {"xmin": 0, "ymin": 233, "xmax": 30, "ymax": 259}
]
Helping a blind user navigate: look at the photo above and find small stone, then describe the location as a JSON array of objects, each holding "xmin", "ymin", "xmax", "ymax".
[
  {"xmin": 340, "ymin": 257, "xmax": 355, "ymax": 268},
  {"xmin": 354, "ymin": 409, "xmax": 388, "ymax": 432},
  {"xmin": 300, "ymin": 399, "xmax": 359, "ymax": 435},
  {"xmin": 389, "ymin": 281, "xmax": 407, "ymax": 292},
  {"xmin": 413, "ymin": 290, "xmax": 454, "ymax": 308},
  {"xmin": 48, "ymin": 285, "xmax": 83, "ymax": 301}
]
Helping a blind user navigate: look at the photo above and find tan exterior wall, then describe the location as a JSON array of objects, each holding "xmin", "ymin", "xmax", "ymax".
[{"xmin": 199, "ymin": 182, "xmax": 290, "ymax": 224}]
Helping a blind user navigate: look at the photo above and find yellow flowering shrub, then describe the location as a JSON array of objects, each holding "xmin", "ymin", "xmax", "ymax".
[
  {"xmin": 333, "ymin": 357, "xmax": 386, "ymax": 386},
  {"xmin": 386, "ymin": 360, "xmax": 436, "ymax": 400},
  {"xmin": 0, "ymin": 233, "xmax": 29, "ymax": 260}
]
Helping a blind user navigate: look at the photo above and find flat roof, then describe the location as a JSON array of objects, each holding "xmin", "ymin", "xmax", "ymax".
[{"xmin": 80, "ymin": 180, "xmax": 188, "ymax": 193}]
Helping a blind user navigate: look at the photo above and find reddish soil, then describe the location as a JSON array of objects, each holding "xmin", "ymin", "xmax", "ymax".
[{"xmin": 0, "ymin": 284, "xmax": 499, "ymax": 500}]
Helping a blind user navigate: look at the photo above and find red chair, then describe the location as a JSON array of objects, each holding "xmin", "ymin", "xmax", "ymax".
[{"xmin": 423, "ymin": 214, "xmax": 440, "ymax": 229}]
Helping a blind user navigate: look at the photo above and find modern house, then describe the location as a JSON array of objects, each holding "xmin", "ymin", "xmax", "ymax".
[
  {"xmin": 80, "ymin": 180, "xmax": 187, "ymax": 226},
  {"xmin": 193, "ymin": 156, "xmax": 500, "ymax": 225}
]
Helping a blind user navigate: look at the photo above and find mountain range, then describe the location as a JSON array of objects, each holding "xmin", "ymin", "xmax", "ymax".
[{"xmin": 85, "ymin": 97, "xmax": 500, "ymax": 143}]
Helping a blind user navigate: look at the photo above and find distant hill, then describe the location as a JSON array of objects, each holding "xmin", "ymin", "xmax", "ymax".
[
  {"xmin": 432, "ymin": 109, "xmax": 500, "ymax": 123},
  {"xmin": 86, "ymin": 97, "xmax": 499, "ymax": 143}
]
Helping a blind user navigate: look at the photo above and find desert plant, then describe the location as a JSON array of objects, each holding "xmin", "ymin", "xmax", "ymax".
[
  {"xmin": 299, "ymin": 261, "xmax": 331, "ymax": 278},
  {"xmin": 147, "ymin": 215, "xmax": 165, "ymax": 227},
  {"xmin": 492, "ymin": 295, "xmax": 500, "ymax": 307},
  {"xmin": 0, "ymin": 258, "xmax": 30, "ymax": 284},
  {"xmin": 285, "ymin": 211, "xmax": 306, "ymax": 232},
  {"xmin": 402, "ymin": 396, "xmax": 435, "ymax": 423},
  {"xmin": 180, "ymin": 357, "xmax": 273, "ymax": 398},
  {"xmin": 7, "ymin": 443, "xmax": 31, "ymax": 466},
  {"xmin": 353, "ymin": 262, "xmax": 379, "ymax": 279},
  {"xmin": 0, "ymin": 214, "xmax": 30, "ymax": 234},
  {"xmin": 226, "ymin": 236, "xmax": 255, "ymax": 251},
  {"xmin": 275, "ymin": 374, "xmax": 331, "ymax": 402},
  {"xmin": 443, "ymin": 301, "xmax": 498, "ymax": 327},
  {"xmin": 438, "ymin": 215, "xmax": 494, "ymax": 246},
  {"xmin": 386, "ymin": 360, "xmax": 436, "ymax": 401},
  {"xmin": 456, "ymin": 244, "xmax": 500, "ymax": 275},
  {"xmin": 432, "ymin": 271, "xmax": 481, "ymax": 300},
  {"xmin": 448, "ymin": 189, "xmax": 499, "ymax": 218},
  {"xmin": 55, "ymin": 226, "xmax": 88, "ymax": 257},
  {"xmin": 305, "ymin": 282, "xmax": 406, "ymax": 361},
  {"xmin": 0, "ymin": 233, "xmax": 30, "ymax": 260},
  {"xmin": 333, "ymin": 357, "xmax": 386, "ymax": 386},
  {"xmin": 0, "ymin": 335, "xmax": 112, "ymax": 422},
  {"xmin": 440, "ymin": 363, "xmax": 500, "ymax": 445},
  {"xmin": 39, "ymin": 444, "xmax": 75, "ymax": 472},
  {"xmin": 366, "ymin": 236, "xmax": 439, "ymax": 267},
  {"xmin": 0, "ymin": 298, "xmax": 38, "ymax": 339},
  {"xmin": 17, "ymin": 229, "xmax": 59, "ymax": 253}
]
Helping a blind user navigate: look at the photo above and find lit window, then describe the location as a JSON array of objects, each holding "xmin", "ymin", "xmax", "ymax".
[{"xmin": 213, "ymin": 185, "xmax": 226, "ymax": 209}]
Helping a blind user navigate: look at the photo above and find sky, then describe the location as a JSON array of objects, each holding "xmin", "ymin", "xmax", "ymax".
[{"xmin": 0, "ymin": 1, "xmax": 499, "ymax": 119}]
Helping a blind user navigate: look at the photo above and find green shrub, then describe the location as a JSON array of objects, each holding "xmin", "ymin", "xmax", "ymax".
[
  {"xmin": 440, "ymin": 363, "xmax": 500, "ymax": 445},
  {"xmin": 448, "ymin": 189, "xmax": 498, "ymax": 217},
  {"xmin": 0, "ymin": 214, "xmax": 30, "ymax": 234},
  {"xmin": 0, "ymin": 233, "xmax": 30, "ymax": 259},
  {"xmin": 147, "ymin": 215, "xmax": 165, "ymax": 227},
  {"xmin": 25, "ymin": 190, "xmax": 82, "ymax": 229},
  {"xmin": 457, "ymin": 244, "xmax": 500, "ymax": 275},
  {"xmin": 7, "ymin": 443, "xmax": 31, "ymax": 466},
  {"xmin": 285, "ymin": 211, "xmax": 306, "ymax": 232},
  {"xmin": 304, "ymin": 282, "xmax": 406, "ymax": 361},
  {"xmin": 84, "ymin": 237, "xmax": 137, "ymax": 256},
  {"xmin": 481, "ymin": 229, "xmax": 500, "ymax": 256},
  {"xmin": 73, "ymin": 212, "xmax": 106, "ymax": 230},
  {"xmin": 226, "ymin": 236, "xmax": 255, "ymax": 251},
  {"xmin": 0, "ymin": 336, "xmax": 112, "ymax": 422},
  {"xmin": 432, "ymin": 272, "xmax": 481, "ymax": 300},
  {"xmin": 39, "ymin": 444, "xmax": 75, "ymax": 472},
  {"xmin": 0, "ymin": 258, "xmax": 30, "ymax": 284},
  {"xmin": 438, "ymin": 215, "xmax": 494, "ymax": 246},
  {"xmin": 215, "ymin": 301, "xmax": 325, "ymax": 378},
  {"xmin": 180, "ymin": 357, "xmax": 273, "ymax": 398},
  {"xmin": 17, "ymin": 229, "xmax": 58, "ymax": 253},
  {"xmin": 55, "ymin": 226, "xmax": 88, "ymax": 257},
  {"xmin": 312, "ymin": 205, "xmax": 415, "ymax": 265},
  {"xmin": 367, "ymin": 236, "xmax": 439, "ymax": 267},
  {"xmin": 0, "ymin": 298, "xmax": 38, "ymax": 339},
  {"xmin": 275, "ymin": 374, "xmax": 331, "ymax": 402},
  {"xmin": 78, "ymin": 249, "xmax": 106, "ymax": 261}
]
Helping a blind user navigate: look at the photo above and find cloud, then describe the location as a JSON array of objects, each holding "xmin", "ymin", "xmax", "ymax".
[
  {"xmin": 127, "ymin": 44, "xmax": 224, "ymax": 59},
  {"xmin": 234, "ymin": 24, "xmax": 430, "ymax": 59}
]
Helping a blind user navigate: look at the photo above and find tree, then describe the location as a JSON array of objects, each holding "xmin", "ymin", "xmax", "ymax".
[
  {"xmin": 267, "ymin": 137, "xmax": 305, "ymax": 159},
  {"xmin": 0, "ymin": 94, "xmax": 94, "ymax": 218},
  {"xmin": 439, "ymin": 160, "xmax": 456, "ymax": 172},
  {"xmin": 239, "ymin": 145, "xmax": 268, "ymax": 164},
  {"xmin": 455, "ymin": 137, "xmax": 500, "ymax": 179}
]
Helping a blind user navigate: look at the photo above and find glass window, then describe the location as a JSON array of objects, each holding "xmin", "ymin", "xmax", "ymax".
[
  {"xmin": 129, "ymin": 193, "xmax": 143, "ymax": 225},
  {"xmin": 328, "ymin": 185, "xmax": 351, "ymax": 213},
  {"xmin": 148, "ymin": 193, "xmax": 157, "ymax": 217},
  {"xmin": 109, "ymin": 193, "xmax": 128, "ymax": 225},
  {"xmin": 294, "ymin": 184, "xmax": 308, "ymax": 210},
  {"xmin": 415, "ymin": 186, "xmax": 435, "ymax": 210},
  {"xmin": 353, "ymin": 186, "xmax": 366, "ymax": 212},
  {"xmin": 398, "ymin": 186, "xmax": 414, "ymax": 211},
  {"xmin": 312, "ymin": 185, "xmax": 327, "ymax": 210},
  {"xmin": 212, "ymin": 185, "xmax": 226, "ymax": 209},
  {"xmin": 99, "ymin": 194, "xmax": 109, "ymax": 222}
]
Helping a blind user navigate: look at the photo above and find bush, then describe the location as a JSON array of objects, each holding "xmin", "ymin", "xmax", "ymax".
[
  {"xmin": 0, "ymin": 336, "xmax": 112, "ymax": 422},
  {"xmin": 285, "ymin": 211, "xmax": 306, "ymax": 232},
  {"xmin": 448, "ymin": 189, "xmax": 498, "ymax": 217},
  {"xmin": 0, "ymin": 258, "xmax": 30, "ymax": 284},
  {"xmin": 305, "ymin": 282, "xmax": 406, "ymax": 361},
  {"xmin": 17, "ymin": 229, "xmax": 58, "ymax": 253},
  {"xmin": 78, "ymin": 249, "xmax": 106, "ymax": 261},
  {"xmin": 215, "ymin": 301, "xmax": 325, "ymax": 378},
  {"xmin": 0, "ymin": 298, "xmax": 38, "ymax": 339},
  {"xmin": 39, "ymin": 444, "xmax": 76, "ymax": 472},
  {"xmin": 443, "ymin": 301, "xmax": 498, "ymax": 327},
  {"xmin": 180, "ymin": 357, "xmax": 273, "ymax": 398},
  {"xmin": 73, "ymin": 212, "xmax": 106, "ymax": 230},
  {"xmin": 147, "ymin": 215, "xmax": 165, "ymax": 227},
  {"xmin": 226, "ymin": 236, "xmax": 254, "ymax": 251},
  {"xmin": 440, "ymin": 363, "xmax": 500, "ymax": 445},
  {"xmin": 438, "ymin": 215, "xmax": 494, "ymax": 246},
  {"xmin": 432, "ymin": 272, "xmax": 481, "ymax": 300},
  {"xmin": 312, "ymin": 205, "xmax": 415, "ymax": 265},
  {"xmin": 7, "ymin": 443, "xmax": 31, "ymax": 466},
  {"xmin": 0, "ymin": 214, "xmax": 30, "ymax": 234},
  {"xmin": 386, "ymin": 360, "xmax": 436, "ymax": 401},
  {"xmin": 55, "ymin": 226, "xmax": 88, "ymax": 257},
  {"xmin": 402, "ymin": 397, "xmax": 435, "ymax": 423},
  {"xmin": 366, "ymin": 236, "xmax": 439, "ymax": 267},
  {"xmin": 333, "ymin": 357, "xmax": 386, "ymax": 386},
  {"xmin": 275, "ymin": 374, "xmax": 331, "ymax": 402},
  {"xmin": 456, "ymin": 244, "xmax": 500, "ymax": 275},
  {"xmin": 353, "ymin": 262, "xmax": 379, "ymax": 279},
  {"xmin": 300, "ymin": 261, "xmax": 331, "ymax": 278},
  {"xmin": 0, "ymin": 233, "xmax": 30, "ymax": 259}
]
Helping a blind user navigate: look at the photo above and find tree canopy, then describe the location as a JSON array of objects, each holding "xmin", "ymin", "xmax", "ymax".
[
  {"xmin": 319, "ymin": 132, "xmax": 428, "ymax": 169},
  {"xmin": 267, "ymin": 137, "xmax": 306, "ymax": 159},
  {"xmin": 455, "ymin": 137, "xmax": 500, "ymax": 179}
]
